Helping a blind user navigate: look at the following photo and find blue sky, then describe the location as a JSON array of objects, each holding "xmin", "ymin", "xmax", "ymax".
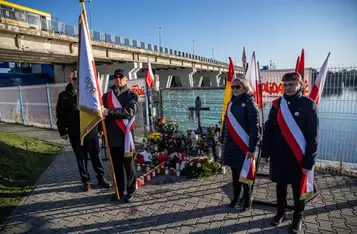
[{"xmin": 9, "ymin": 0, "xmax": 357, "ymax": 68}]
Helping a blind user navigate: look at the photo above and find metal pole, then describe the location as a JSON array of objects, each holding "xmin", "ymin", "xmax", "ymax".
[
  {"xmin": 212, "ymin": 48, "xmax": 214, "ymax": 59},
  {"xmin": 146, "ymin": 83, "xmax": 153, "ymax": 133},
  {"xmin": 88, "ymin": 0, "xmax": 92, "ymax": 30},
  {"xmin": 193, "ymin": 40, "xmax": 195, "ymax": 55},
  {"xmin": 18, "ymin": 86, "xmax": 24, "ymax": 125},
  {"xmin": 159, "ymin": 27, "xmax": 162, "ymax": 48},
  {"xmin": 45, "ymin": 83, "xmax": 53, "ymax": 129}
]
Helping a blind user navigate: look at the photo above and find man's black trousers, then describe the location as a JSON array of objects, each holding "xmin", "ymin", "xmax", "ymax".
[
  {"xmin": 69, "ymin": 132, "xmax": 105, "ymax": 183},
  {"xmin": 109, "ymin": 147, "xmax": 136, "ymax": 195}
]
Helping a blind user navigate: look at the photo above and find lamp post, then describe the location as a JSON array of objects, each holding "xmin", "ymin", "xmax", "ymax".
[
  {"xmin": 193, "ymin": 40, "xmax": 195, "ymax": 56},
  {"xmin": 159, "ymin": 27, "xmax": 162, "ymax": 48},
  {"xmin": 212, "ymin": 48, "xmax": 215, "ymax": 59},
  {"xmin": 88, "ymin": 0, "xmax": 92, "ymax": 30}
]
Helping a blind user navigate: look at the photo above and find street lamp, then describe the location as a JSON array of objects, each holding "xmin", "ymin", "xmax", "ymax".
[
  {"xmin": 193, "ymin": 40, "xmax": 195, "ymax": 55},
  {"xmin": 88, "ymin": 0, "xmax": 92, "ymax": 30},
  {"xmin": 212, "ymin": 48, "xmax": 215, "ymax": 59},
  {"xmin": 159, "ymin": 27, "xmax": 162, "ymax": 48}
]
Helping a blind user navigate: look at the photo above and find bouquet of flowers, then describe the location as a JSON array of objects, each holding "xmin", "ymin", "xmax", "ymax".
[
  {"xmin": 181, "ymin": 155, "xmax": 222, "ymax": 178},
  {"xmin": 148, "ymin": 132, "xmax": 161, "ymax": 143}
]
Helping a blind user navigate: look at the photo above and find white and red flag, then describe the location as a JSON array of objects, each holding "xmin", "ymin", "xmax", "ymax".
[
  {"xmin": 245, "ymin": 51, "xmax": 263, "ymax": 109},
  {"xmin": 309, "ymin": 53, "xmax": 330, "ymax": 104},
  {"xmin": 145, "ymin": 58, "xmax": 154, "ymax": 89}
]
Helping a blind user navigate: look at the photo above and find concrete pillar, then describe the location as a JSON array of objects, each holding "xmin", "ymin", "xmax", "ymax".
[
  {"xmin": 96, "ymin": 62, "xmax": 143, "ymax": 80},
  {"xmin": 219, "ymin": 72, "xmax": 228, "ymax": 86},
  {"xmin": 156, "ymin": 68, "xmax": 196, "ymax": 88},
  {"xmin": 54, "ymin": 64, "xmax": 76, "ymax": 83},
  {"xmin": 193, "ymin": 70, "xmax": 222, "ymax": 87},
  {"xmin": 100, "ymin": 74, "xmax": 109, "ymax": 93}
]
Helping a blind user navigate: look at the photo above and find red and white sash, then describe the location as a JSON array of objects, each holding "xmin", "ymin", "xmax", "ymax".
[
  {"xmin": 274, "ymin": 97, "xmax": 314, "ymax": 200},
  {"xmin": 225, "ymin": 102, "xmax": 255, "ymax": 184},
  {"xmin": 107, "ymin": 90, "xmax": 135, "ymax": 157}
]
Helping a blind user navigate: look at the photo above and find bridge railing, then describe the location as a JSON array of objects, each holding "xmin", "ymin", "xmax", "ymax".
[{"xmin": 0, "ymin": 8, "xmax": 239, "ymax": 69}]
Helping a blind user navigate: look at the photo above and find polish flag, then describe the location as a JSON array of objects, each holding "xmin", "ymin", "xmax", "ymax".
[
  {"xmin": 145, "ymin": 58, "xmax": 154, "ymax": 89},
  {"xmin": 245, "ymin": 51, "xmax": 263, "ymax": 109},
  {"xmin": 309, "ymin": 53, "xmax": 330, "ymax": 104}
]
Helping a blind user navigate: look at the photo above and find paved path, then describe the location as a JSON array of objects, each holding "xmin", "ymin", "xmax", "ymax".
[{"xmin": 1, "ymin": 123, "xmax": 357, "ymax": 233}]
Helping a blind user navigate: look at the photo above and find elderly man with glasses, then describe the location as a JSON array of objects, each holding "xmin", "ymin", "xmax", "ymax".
[{"xmin": 102, "ymin": 69, "xmax": 139, "ymax": 203}]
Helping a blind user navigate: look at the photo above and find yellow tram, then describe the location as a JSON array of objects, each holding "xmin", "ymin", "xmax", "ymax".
[{"xmin": 0, "ymin": 0, "xmax": 52, "ymax": 30}]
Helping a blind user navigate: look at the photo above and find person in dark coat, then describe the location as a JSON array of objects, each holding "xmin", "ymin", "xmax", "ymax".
[
  {"xmin": 262, "ymin": 72, "xmax": 319, "ymax": 233},
  {"xmin": 221, "ymin": 78, "xmax": 260, "ymax": 210},
  {"xmin": 56, "ymin": 71, "xmax": 111, "ymax": 192},
  {"xmin": 102, "ymin": 69, "xmax": 138, "ymax": 203}
]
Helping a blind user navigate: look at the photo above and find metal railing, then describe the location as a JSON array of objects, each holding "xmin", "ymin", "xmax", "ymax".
[
  {"xmin": 0, "ymin": 8, "xmax": 237, "ymax": 69},
  {"xmin": 0, "ymin": 82, "xmax": 147, "ymax": 138},
  {"xmin": 160, "ymin": 67, "xmax": 357, "ymax": 172}
]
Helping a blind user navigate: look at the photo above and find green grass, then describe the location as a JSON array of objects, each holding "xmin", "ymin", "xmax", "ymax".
[{"xmin": 0, "ymin": 132, "xmax": 62, "ymax": 224}]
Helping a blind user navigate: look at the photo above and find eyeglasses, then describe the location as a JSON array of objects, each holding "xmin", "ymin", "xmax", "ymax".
[{"xmin": 231, "ymin": 85, "xmax": 241, "ymax": 90}]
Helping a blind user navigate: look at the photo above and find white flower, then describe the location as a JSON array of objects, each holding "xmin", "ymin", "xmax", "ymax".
[{"xmin": 197, "ymin": 163, "xmax": 202, "ymax": 168}]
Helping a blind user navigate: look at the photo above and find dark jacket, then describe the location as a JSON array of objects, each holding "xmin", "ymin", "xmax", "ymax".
[
  {"xmin": 102, "ymin": 85, "xmax": 138, "ymax": 147},
  {"xmin": 56, "ymin": 83, "xmax": 99, "ymax": 139},
  {"xmin": 262, "ymin": 91, "xmax": 319, "ymax": 184},
  {"xmin": 221, "ymin": 93, "xmax": 260, "ymax": 169}
]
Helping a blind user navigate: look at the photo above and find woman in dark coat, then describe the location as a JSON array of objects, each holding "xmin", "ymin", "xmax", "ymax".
[{"xmin": 221, "ymin": 78, "xmax": 260, "ymax": 210}]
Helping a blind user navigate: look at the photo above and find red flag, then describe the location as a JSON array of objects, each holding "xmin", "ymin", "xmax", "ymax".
[
  {"xmin": 145, "ymin": 59, "xmax": 154, "ymax": 89},
  {"xmin": 295, "ymin": 49, "xmax": 306, "ymax": 95},
  {"xmin": 295, "ymin": 56, "xmax": 300, "ymax": 72},
  {"xmin": 295, "ymin": 49, "xmax": 305, "ymax": 80}
]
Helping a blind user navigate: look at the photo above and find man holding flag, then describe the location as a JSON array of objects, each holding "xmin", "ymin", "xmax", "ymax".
[
  {"xmin": 102, "ymin": 69, "xmax": 138, "ymax": 202},
  {"xmin": 262, "ymin": 72, "xmax": 319, "ymax": 233}
]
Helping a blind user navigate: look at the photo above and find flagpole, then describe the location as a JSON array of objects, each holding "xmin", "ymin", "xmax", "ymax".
[
  {"xmin": 79, "ymin": 0, "xmax": 120, "ymax": 201},
  {"xmin": 146, "ymin": 83, "xmax": 153, "ymax": 132},
  {"xmin": 250, "ymin": 61, "xmax": 265, "ymax": 198}
]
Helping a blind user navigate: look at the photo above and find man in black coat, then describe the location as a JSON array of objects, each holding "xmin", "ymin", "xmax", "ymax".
[
  {"xmin": 262, "ymin": 72, "xmax": 319, "ymax": 233},
  {"xmin": 56, "ymin": 72, "xmax": 111, "ymax": 191},
  {"xmin": 102, "ymin": 69, "xmax": 138, "ymax": 203}
]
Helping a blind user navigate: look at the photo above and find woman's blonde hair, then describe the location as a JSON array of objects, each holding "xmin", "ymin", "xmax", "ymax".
[{"xmin": 232, "ymin": 78, "xmax": 254, "ymax": 95}]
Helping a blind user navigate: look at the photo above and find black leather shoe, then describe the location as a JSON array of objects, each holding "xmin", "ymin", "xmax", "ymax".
[
  {"xmin": 83, "ymin": 182, "xmax": 91, "ymax": 192},
  {"xmin": 126, "ymin": 193, "xmax": 134, "ymax": 203},
  {"xmin": 272, "ymin": 212, "xmax": 285, "ymax": 226},
  {"xmin": 98, "ymin": 178, "xmax": 112, "ymax": 188},
  {"xmin": 291, "ymin": 214, "xmax": 302, "ymax": 233},
  {"xmin": 229, "ymin": 197, "xmax": 239, "ymax": 208}
]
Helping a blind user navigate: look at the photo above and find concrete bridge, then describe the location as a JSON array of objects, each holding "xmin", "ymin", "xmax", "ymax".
[{"xmin": 0, "ymin": 22, "xmax": 243, "ymax": 87}]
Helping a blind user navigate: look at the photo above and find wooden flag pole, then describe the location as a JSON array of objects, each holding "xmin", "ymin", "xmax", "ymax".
[
  {"xmin": 100, "ymin": 120, "xmax": 120, "ymax": 200},
  {"xmin": 78, "ymin": 0, "xmax": 120, "ymax": 201}
]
